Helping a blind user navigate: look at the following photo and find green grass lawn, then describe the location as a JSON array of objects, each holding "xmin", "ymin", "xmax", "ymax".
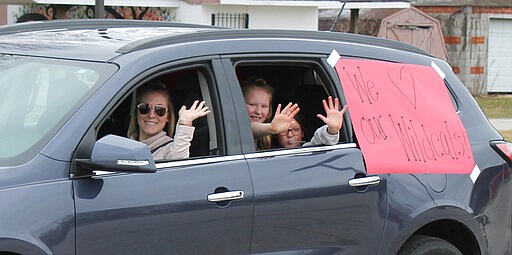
[
  {"xmin": 474, "ymin": 94, "xmax": 512, "ymax": 118},
  {"xmin": 474, "ymin": 95, "xmax": 512, "ymax": 141},
  {"xmin": 501, "ymin": 130, "xmax": 512, "ymax": 142}
]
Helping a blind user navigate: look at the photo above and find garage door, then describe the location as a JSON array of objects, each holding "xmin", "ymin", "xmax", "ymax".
[{"xmin": 487, "ymin": 18, "xmax": 512, "ymax": 93}]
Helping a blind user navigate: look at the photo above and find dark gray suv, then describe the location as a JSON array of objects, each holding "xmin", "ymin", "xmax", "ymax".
[{"xmin": 0, "ymin": 19, "xmax": 511, "ymax": 255}]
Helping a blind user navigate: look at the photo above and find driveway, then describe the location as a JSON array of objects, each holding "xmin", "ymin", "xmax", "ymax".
[{"xmin": 489, "ymin": 118, "xmax": 512, "ymax": 131}]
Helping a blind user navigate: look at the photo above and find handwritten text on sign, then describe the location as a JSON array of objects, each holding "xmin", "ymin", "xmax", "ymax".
[{"xmin": 335, "ymin": 58, "xmax": 474, "ymax": 174}]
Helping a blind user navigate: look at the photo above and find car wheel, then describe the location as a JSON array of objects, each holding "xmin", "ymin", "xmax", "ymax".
[{"xmin": 398, "ymin": 235, "xmax": 462, "ymax": 255}]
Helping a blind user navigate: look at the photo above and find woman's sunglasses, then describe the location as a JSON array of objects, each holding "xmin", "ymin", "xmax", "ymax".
[{"xmin": 137, "ymin": 103, "xmax": 167, "ymax": 117}]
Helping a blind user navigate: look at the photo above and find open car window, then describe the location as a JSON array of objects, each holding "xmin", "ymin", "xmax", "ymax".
[
  {"xmin": 234, "ymin": 60, "xmax": 349, "ymax": 151},
  {"xmin": 97, "ymin": 66, "xmax": 220, "ymax": 162}
]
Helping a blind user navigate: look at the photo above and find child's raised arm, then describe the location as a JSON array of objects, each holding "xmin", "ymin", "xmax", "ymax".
[{"xmin": 251, "ymin": 102, "xmax": 300, "ymax": 138}]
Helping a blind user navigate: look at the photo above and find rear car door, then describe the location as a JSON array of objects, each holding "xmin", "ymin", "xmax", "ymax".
[
  {"xmin": 221, "ymin": 56, "xmax": 387, "ymax": 254},
  {"xmin": 72, "ymin": 60, "xmax": 254, "ymax": 255}
]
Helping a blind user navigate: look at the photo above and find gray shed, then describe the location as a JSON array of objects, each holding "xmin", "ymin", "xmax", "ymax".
[{"xmin": 378, "ymin": 7, "xmax": 448, "ymax": 61}]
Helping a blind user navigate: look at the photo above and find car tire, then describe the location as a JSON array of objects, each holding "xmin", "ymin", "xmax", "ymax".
[{"xmin": 398, "ymin": 235, "xmax": 462, "ymax": 255}]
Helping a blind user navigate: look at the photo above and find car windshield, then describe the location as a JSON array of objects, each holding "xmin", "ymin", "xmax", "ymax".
[{"xmin": 0, "ymin": 55, "xmax": 116, "ymax": 162}]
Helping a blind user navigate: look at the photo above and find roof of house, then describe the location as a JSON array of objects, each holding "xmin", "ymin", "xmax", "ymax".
[
  {"xmin": 412, "ymin": 0, "xmax": 512, "ymax": 7},
  {"xmin": 237, "ymin": 0, "xmax": 410, "ymax": 9}
]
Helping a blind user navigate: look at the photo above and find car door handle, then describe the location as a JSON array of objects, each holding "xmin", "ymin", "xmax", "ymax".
[
  {"xmin": 207, "ymin": 190, "xmax": 245, "ymax": 202},
  {"xmin": 349, "ymin": 176, "xmax": 381, "ymax": 187}
]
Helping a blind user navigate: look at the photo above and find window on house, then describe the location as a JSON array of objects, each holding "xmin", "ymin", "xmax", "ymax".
[{"xmin": 211, "ymin": 13, "xmax": 249, "ymax": 29}]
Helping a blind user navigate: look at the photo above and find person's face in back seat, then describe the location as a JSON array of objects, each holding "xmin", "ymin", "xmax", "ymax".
[{"xmin": 277, "ymin": 118, "xmax": 304, "ymax": 148}]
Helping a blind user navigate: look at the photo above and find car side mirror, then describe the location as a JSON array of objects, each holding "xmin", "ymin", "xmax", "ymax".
[{"xmin": 75, "ymin": 135, "xmax": 156, "ymax": 174}]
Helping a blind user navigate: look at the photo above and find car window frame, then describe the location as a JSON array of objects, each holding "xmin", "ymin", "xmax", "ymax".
[
  {"xmin": 222, "ymin": 54, "xmax": 353, "ymax": 155},
  {"xmin": 71, "ymin": 58, "xmax": 232, "ymax": 177}
]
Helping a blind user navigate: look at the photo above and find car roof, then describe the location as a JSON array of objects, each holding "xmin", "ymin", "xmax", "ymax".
[
  {"xmin": 0, "ymin": 19, "xmax": 429, "ymax": 62},
  {"xmin": 0, "ymin": 19, "xmax": 217, "ymax": 61}
]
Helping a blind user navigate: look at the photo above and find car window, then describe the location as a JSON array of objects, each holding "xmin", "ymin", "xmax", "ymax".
[
  {"xmin": 0, "ymin": 55, "xmax": 116, "ymax": 162},
  {"xmin": 234, "ymin": 60, "xmax": 348, "ymax": 151},
  {"xmin": 97, "ymin": 66, "xmax": 220, "ymax": 162}
]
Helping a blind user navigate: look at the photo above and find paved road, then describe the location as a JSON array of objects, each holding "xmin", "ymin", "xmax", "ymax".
[{"xmin": 489, "ymin": 119, "xmax": 512, "ymax": 131}]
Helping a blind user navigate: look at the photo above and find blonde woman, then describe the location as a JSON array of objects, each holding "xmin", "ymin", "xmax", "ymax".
[{"xmin": 128, "ymin": 82, "xmax": 210, "ymax": 160}]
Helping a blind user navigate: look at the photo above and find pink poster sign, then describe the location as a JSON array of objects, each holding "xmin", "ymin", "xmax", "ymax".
[{"xmin": 335, "ymin": 58, "xmax": 474, "ymax": 174}]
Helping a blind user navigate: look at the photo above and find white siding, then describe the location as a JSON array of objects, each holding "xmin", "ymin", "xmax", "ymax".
[
  {"xmin": 247, "ymin": 5, "xmax": 317, "ymax": 30},
  {"xmin": 487, "ymin": 18, "xmax": 512, "ymax": 93},
  {"xmin": 176, "ymin": 2, "xmax": 317, "ymax": 30},
  {"xmin": 5, "ymin": 5, "xmax": 21, "ymax": 25}
]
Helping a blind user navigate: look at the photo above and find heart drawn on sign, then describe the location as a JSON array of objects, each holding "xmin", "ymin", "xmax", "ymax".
[{"xmin": 387, "ymin": 66, "xmax": 417, "ymax": 109}]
